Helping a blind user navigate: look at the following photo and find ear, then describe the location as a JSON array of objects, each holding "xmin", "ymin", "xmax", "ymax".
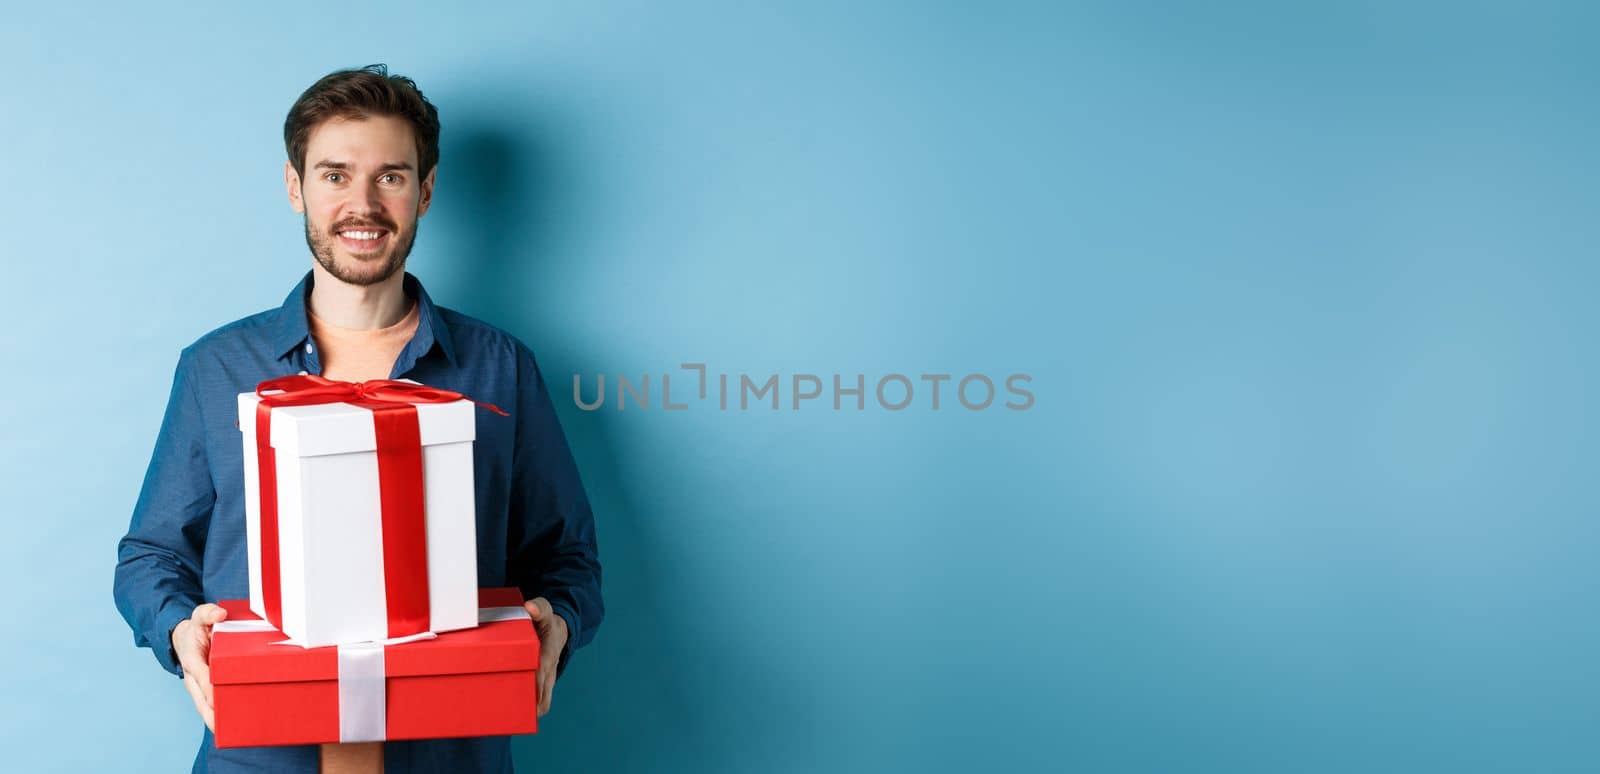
[
  {"xmin": 285, "ymin": 160, "xmax": 305, "ymax": 213},
  {"xmin": 417, "ymin": 166, "xmax": 436, "ymax": 217}
]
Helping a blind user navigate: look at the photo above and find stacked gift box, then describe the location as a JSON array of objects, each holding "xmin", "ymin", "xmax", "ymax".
[{"xmin": 210, "ymin": 375, "xmax": 538, "ymax": 748}]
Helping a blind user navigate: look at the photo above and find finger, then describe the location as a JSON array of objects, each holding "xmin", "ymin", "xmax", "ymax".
[
  {"xmin": 192, "ymin": 605, "xmax": 227, "ymax": 656},
  {"xmin": 183, "ymin": 672, "xmax": 203, "ymax": 710},
  {"xmin": 525, "ymin": 601, "xmax": 555, "ymax": 638},
  {"xmin": 189, "ymin": 656, "xmax": 214, "ymax": 708},
  {"xmin": 537, "ymin": 646, "xmax": 560, "ymax": 715},
  {"xmin": 196, "ymin": 669, "xmax": 214, "ymax": 709},
  {"xmin": 524, "ymin": 598, "xmax": 552, "ymax": 621},
  {"xmin": 536, "ymin": 669, "xmax": 550, "ymax": 717},
  {"xmin": 184, "ymin": 672, "xmax": 216, "ymax": 731},
  {"xmin": 193, "ymin": 603, "xmax": 229, "ymax": 627}
]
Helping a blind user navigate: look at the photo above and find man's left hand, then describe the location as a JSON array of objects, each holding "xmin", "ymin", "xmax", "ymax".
[{"xmin": 523, "ymin": 597, "xmax": 569, "ymax": 718}]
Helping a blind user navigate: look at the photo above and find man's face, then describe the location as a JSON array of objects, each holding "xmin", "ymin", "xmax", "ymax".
[{"xmin": 286, "ymin": 114, "xmax": 434, "ymax": 286}]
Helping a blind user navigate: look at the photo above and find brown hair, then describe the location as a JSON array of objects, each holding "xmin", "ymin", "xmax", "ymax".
[{"xmin": 284, "ymin": 63, "xmax": 441, "ymax": 181}]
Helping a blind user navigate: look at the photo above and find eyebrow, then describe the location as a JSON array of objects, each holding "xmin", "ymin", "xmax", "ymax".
[{"xmin": 312, "ymin": 160, "xmax": 415, "ymax": 172}]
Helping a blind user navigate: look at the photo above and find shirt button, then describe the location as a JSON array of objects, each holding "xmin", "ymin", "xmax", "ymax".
[{"xmin": 305, "ymin": 342, "xmax": 314, "ymax": 354}]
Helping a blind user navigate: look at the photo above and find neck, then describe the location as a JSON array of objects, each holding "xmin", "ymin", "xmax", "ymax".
[{"xmin": 307, "ymin": 262, "xmax": 411, "ymax": 330}]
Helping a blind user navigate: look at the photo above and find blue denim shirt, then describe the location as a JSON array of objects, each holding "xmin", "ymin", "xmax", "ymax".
[{"xmin": 113, "ymin": 271, "xmax": 603, "ymax": 773}]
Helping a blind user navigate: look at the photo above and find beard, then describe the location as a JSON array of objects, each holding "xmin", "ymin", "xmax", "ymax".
[{"xmin": 303, "ymin": 211, "xmax": 419, "ymax": 287}]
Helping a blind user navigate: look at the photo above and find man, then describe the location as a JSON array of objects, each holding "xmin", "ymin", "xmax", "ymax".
[{"xmin": 112, "ymin": 64, "xmax": 603, "ymax": 773}]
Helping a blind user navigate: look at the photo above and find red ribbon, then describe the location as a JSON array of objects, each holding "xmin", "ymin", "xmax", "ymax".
[{"xmin": 253, "ymin": 375, "xmax": 507, "ymax": 638}]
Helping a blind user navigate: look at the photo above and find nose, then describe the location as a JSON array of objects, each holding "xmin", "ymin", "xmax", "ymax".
[{"xmin": 347, "ymin": 179, "xmax": 385, "ymax": 221}]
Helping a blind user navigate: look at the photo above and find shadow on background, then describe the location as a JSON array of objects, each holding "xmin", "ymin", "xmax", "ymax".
[{"xmin": 434, "ymin": 114, "xmax": 727, "ymax": 770}]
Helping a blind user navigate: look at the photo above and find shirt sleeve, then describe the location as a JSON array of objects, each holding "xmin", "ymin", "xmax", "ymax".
[
  {"xmin": 113, "ymin": 346, "xmax": 215, "ymax": 677},
  {"xmin": 506, "ymin": 342, "xmax": 604, "ymax": 680}
]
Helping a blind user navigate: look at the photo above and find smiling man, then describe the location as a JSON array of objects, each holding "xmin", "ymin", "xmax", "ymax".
[{"xmin": 112, "ymin": 64, "xmax": 604, "ymax": 774}]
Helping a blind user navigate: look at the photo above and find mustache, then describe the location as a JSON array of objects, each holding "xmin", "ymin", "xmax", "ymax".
[{"xmin": 330, "ymin": 218, "xmax": 397, "ymax": 233}]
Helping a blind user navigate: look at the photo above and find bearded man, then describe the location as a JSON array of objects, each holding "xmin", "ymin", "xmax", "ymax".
[{"xmin": 113, "ymin": 64, "xmax": 604, "ymax": 774}]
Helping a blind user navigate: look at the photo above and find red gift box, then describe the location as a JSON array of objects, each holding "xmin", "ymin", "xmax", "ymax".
[{"xmin": 210, "ymin": 587, "xmax": 540, "ymax": 748}]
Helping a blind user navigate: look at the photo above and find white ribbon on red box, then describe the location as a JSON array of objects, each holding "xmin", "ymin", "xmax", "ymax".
[{"xmin": 214, "ymin": 605, "xmax": 534, "ymax": 742}]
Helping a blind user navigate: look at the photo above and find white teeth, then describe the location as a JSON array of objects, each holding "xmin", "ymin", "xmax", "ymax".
[{"xmin": 340, "ymin": 230, "xmax": 383, "ymax": 240}]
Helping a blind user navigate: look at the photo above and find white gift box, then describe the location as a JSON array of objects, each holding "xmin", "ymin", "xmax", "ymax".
[{"xmin": 238, "ymin": 385, "xmax": 479, "ymax": 647}]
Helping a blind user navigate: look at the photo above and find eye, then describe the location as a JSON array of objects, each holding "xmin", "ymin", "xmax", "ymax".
[
  {"xmin": 380, "ymin": 173, "xmax": 404, "ymax": 185},
  {"xmin": 324, "ymin": 172, "xmax": 345, "ymax": 184}
]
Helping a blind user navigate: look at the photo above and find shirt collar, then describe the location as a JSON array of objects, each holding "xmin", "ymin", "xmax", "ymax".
[{"xmin": 270, "ymin": 270, "xmax": 458, "ymax": 370}]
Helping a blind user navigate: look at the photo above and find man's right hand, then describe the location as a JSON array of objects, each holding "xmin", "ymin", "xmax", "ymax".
[{"xmin": 172, "ymin": 603, "xmax": 229, "ymax": 732}]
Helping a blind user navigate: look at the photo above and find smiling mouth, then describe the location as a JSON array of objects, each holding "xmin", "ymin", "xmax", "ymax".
[{"xmin": 337, "ymin": 228, "xmax": 390, "ymax": 254}]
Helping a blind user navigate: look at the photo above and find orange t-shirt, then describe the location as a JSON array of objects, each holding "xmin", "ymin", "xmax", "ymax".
[{"xmin": 307, "ymin": 299, "xmax": 420, "ymax": 382}]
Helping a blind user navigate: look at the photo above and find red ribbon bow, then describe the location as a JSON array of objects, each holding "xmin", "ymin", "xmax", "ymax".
[
  {"xmin": 253, "ymin": 375, "xmax": 506, "ymax": 638},
  {"xmin": 256, "ymin": 374, "xmax": 509, "ymax": 415}
]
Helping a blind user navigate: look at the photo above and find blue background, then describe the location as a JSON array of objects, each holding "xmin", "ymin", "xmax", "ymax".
[{"xmin": 3, "ymin": 2, "xmax": 1597, "ymax": 771}]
